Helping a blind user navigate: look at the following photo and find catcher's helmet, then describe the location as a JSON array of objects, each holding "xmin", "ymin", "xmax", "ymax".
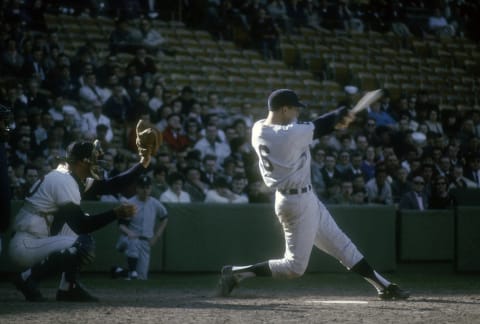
[{"xmin": 67, "ymin": 140, "xmax": 106, "ymax": 179}]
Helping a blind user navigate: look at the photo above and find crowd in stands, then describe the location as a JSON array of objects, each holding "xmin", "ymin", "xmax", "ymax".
[
  {"xmin": 195, "ymin": 0, "xmax": 480, "ymax": 57},
  {"xmin": 0, "ymin": 0, "xmax": 479, "ymax": 210}
]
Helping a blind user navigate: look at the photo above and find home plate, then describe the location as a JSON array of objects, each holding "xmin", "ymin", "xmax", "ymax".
[{"xmin": 307, "ymin": 300, "xmax": 368, "ymax": 305}]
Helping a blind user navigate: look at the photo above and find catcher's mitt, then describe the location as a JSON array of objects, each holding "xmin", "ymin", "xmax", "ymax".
[{"xmin": 135, "ymin": 119, "xmax": 162, "ymax": 156}]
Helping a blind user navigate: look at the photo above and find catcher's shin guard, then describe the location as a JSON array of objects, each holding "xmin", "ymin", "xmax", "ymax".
[{"xmin": 30, "ymin": 234, "xmax": 95, "ymax": 282}]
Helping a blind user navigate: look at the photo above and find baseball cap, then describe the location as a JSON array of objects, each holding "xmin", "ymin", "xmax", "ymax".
[
  {"xmin": 137, "ymin": 175, "xmax": 152, "ymax": 187},
  {"xmin": 267, "ymin": 89, "xmax": 306, "ymax": 111}
]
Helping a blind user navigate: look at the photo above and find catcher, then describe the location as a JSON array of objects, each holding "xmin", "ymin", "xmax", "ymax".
[{"xmin": 9, "ymin": 120, "xmax": 160, "ymax": 302}]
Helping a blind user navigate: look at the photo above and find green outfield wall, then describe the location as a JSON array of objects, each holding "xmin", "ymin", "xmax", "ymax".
[
  {"xmin": 456, "ymin": 206, "xmax": 480, "ymax": 272},
  {"xmin": 1, "ymin": 200, "xmax": 479, "ymax": 273},
  {"xmin": 398, "ymin": 210, "xmax": 455, "ymax": 261}
]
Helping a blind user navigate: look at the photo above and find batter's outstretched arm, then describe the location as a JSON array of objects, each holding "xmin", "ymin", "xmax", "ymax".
[
  {"xmin": 87, "ymin": 163, "xmax": 145, "ymax": 196},
  {"xmin": 312, "ymin": 106, "xmax": 349, "ymax": 139}
]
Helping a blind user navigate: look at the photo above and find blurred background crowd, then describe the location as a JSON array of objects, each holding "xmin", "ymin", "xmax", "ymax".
[{"xmin": 0, "ymin": 0, "xmax": 479, "ymax": 209}]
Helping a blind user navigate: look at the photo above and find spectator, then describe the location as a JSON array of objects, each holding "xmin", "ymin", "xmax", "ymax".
[
  {"xmin": 194, "ymin": 123, "xmax": 231, "ymax": 167},
  {"xmin": 21, "ymin": 47, "xmax": 47, "ymax": 84},
  {"xmin": 162, "ymin": 113, "xmax": 190, "ymax": 153},
  {"xmin": 250, "ymin": 8, "xmax": 280, "ymax": 60},
  {"xmin": 47, "ymin": 64, "xmax": 79, "ymax": 101},
  {"xmin": 398, "ymin": 175, "xmax": 429, "ymax": 210},
  {"xmin": 109, "ymin": 18, "xmax": 138, "ymax": 54},
  {"xmin": 285, "ymin": 0, "xmax": 306, "ymax": 32},
  {"xmin": 311, "ymin": 146, "xmax": 326, "ymax": 197},
  {"xmin": 81, "ymin": 101, "xmax": 114, "ymax": 142},
  {"xmin": 341, "ymin": 151, "xmax": 364, "ymax": 181},
  {"xmin": 463, "ymin": 152, "xmax": 480, "ymax": 188},
  {"xmin": 386, "ymin": 1, "xmax": 412, "ymax": 38},
  {"xmin": 183, "ymin": 165, "xmax": 208, "ymax": 202},
  {"xmin": 148, "ymin": 83, "xmax": 164, "ymax": 118},
  {"xmin": 231, "ymin": 173, "xmax": 249, "ymax": 202},
  {"xmin": 127, "ymin": 47, "xmax": 157, "ymax": 84},
  {"xmin": 424, "ymin": 109, "xmax": 444, "ymax": 136},
  {"xmin": 200, "ymin": 113, "xmax": 227, "ymax": 142},
  {"xmin": 419, "ymin": 162, "xmax": 435, "ymax": 198},
  {"xmin": 267, "ymin": 0, "xmax": 291, "ymax": 34},
  {"xmin": 150, "ymin": 165, "xmax": 169, "ymax": 199},
  {"xmin": 365, "ymin": 165, "xmax": 393, "ymax": 205},
  {"xmin": 391, "ymin": 166, "xmax": 411, "ymax": 204},
  {"xmin": 204, "ymin": 92, "xmax": 229, "ymax": 127},
  {"xmin": 337, "ymin": 180, "xmax": 355, "ymax": 205},
  {"xmin": 324, "ymin": 179, "xmax": 343, "ymax": 204},
  {"xmin": 320, "ymin": 153, "xmax": 343, "ymax": 190},
  {"xmin": 361, "ymin": 146, "xmax": 377, "ymax": 181},
  {"xmin": 204, "ymin": 176, "xmax": 248, "ymax": 203},
  {"xmin": 25, "ymin": 78, "xmax": 49, "ymax": 111},
  {"xmin": 200, "ymin": 154, "xmax": 220, "ymax": 187},
  {"xmin": 18, "ymin": 164, "xmax": 39, "ymax": 199},
  {"xmin": 333, "ymin": 0, "xmax": 365, "ymax": 33},
  {"xmin": 160, "ymin": 171, "xmax": 191, "ymax": 203},
  {"xmin": 11, "ymin": 134, "xmax": 32, "ymax": 166},
  {"xmin": 230, "ymin": 102, "xmax": 254, "ymax": 129},
  {"xmin": 184, "ymin": 117, "xmax": 202, "ymax": 146},
  {"xmin": 429, "ymin": 175, "xmax": 456, "ymax": 209},
  {"xmin": 448, "ymin": 164, "xmax": 477, "ymax": 190},
  {"xmin": 137, "ymin": 18, "xmax": 170, "ymax": 56},
  {"xmin": 428, "ymin": 7, "xmax": 456, "ymax": 37},
  {"xmin": 361, "ymin": 118, "xmax": 382, "ymax": 147},
  {"xmin": 177, "ymin": 86, "xmax": 198, "ymax": 117},
  {"xmin": 103, "ymin": 84, "xmax": 132, "ymax": 125},
  {"xmin": 125, "ymin": 75, "xmax": 147, "ymax": 105},
  {"xmin": 368, "ymin": 100, "xmax": 397, "ymax": 129},
  {"xmin": 1, "ymin": 38, "xmax": 24, "ymax": 76},
  {"xmin": 336, "ymin": 150, "xmax": 352, "ymax": 177},
  {"xmin": 78, "ymin": 73, "xmax": 111, "ymax": 106}
]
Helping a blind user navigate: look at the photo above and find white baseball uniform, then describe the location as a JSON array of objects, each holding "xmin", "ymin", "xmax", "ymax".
[
  {"xmin": 116, "ymin": 195, "xmax": 167, "ymax": 280},
  {"xmin": 9, "ymin": 164, "xmax": 84, "ymax": 267},
  {"xmin": 251, "ymin": 119, "xmax": 363, "ymax": 278}
]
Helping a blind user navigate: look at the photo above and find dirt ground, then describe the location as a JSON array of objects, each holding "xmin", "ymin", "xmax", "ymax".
[{"xmin": 1, "ymin": 270, "xmax": 479, "ymax": 324}]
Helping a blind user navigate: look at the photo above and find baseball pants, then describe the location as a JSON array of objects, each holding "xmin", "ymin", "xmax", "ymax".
[
  {"xmin": 269, "ymin": 190, "xmax": 364, "ymax": 278},
  {"xmin": 118, "ymin": 236, "xmax": 151, "ymax": 280},
  {"xmin": 9, "ymin": 209, "xmax": 78, "ymax": 268}
]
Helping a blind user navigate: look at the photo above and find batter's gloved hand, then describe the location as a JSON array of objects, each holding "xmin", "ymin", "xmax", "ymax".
[
  {"xmin": 114, "ymin": 203, "xmax": 137, "ymax": 220},
  {"xmin": 135, "ymin": 119, "xmax": 162, "ymax": 167},
  {"xmin": 334, "ymin": 110, "xmax": 356, "ymax": 130}
]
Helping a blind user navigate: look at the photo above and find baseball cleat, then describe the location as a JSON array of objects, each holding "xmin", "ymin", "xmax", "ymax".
[
  {"xmin": 378, "ymin": 284, "xmax": 410, "ymax": 300},
  {"xmin": 56, "ymin": 282, "xmax": 99, "ymax": 302},
  {"xmin": 217, "ymin": 265, "xmax": 239, "ymax": 297},
  {"xmin": 13, "ymin": 274, "xmax": 46, "ymax": 302},
  {"xmin": 128, "ymin": 270, "xmax": 138, "ymax": 280}
]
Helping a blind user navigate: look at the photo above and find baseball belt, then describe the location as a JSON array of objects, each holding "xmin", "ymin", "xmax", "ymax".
[
  {"xmin": 279, "ymin": 184, "xmax": 312, "ymax": 195},
  {"xmin": 22, "ymin": 202, "xmax": 53, "ymax": 224}
]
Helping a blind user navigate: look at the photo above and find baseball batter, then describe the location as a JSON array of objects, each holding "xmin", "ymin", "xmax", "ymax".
[
  {"xmin": 115, "ymin": 175, "xmax": 168, "ymax": 280},
  {"xmin": 218, "ymin": 89, "xmax": 410, "ymax": 300},
  {"xmin": 9, "ymin": 140, "xmax": 151, "ymax": 302}
]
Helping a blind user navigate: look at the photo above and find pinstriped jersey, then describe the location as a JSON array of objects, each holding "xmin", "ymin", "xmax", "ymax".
[
  {"xmin": 126, "ymin": 196, "xmax": 168, "ymax": 239},
  {"xmin": 251, "ymin": 119, "xmax": 315, "ymax": 190}
]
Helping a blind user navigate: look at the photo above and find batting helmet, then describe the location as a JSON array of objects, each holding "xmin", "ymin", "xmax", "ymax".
[{"xmin": 267, "ymin": 89, "xmax": 306, "ymax": 111}]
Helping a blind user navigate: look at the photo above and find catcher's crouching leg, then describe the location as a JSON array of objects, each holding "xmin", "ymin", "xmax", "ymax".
[
  {"xmin": 14, "ymin": 234, "xmax": 96, "ymax": 302},
  {"xmin": 56, "ymin": 234, "xmax": 99, "ymax": 302}
]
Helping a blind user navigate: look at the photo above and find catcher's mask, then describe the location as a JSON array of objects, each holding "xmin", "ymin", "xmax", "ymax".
[{"xmin": 67, "ymin": 140, "xmax": 107, "ymax": 180}]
